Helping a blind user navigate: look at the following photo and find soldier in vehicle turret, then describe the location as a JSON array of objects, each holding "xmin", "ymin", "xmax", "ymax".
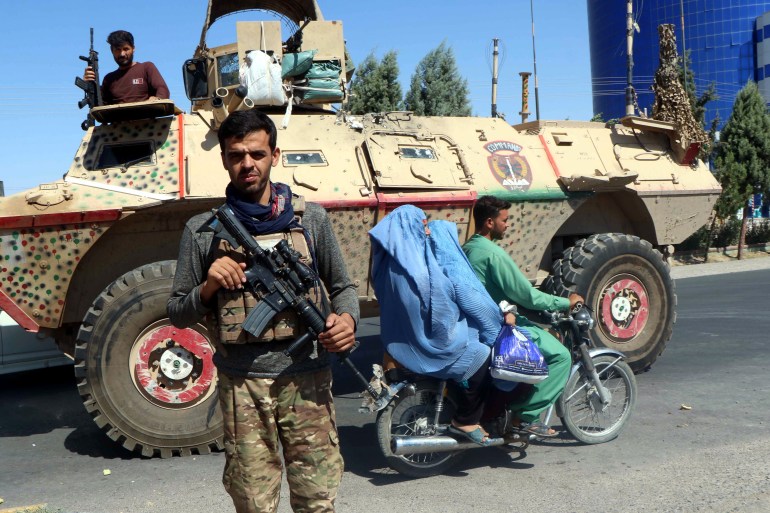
[{"xmin": 83, "ymin": 30, "xmax": 169, "ymax": 104}]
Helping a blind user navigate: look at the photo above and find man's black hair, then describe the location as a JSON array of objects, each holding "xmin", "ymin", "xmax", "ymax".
[
  {"xmin": 218, "ymin": 110, "xmax": 278, "ymax": 153},
  {"xmin": 473, "ymin": 195, "xmax": 512, "ymax": 231},
  {"xmin": 107, "ymin": 30, "xmax": 134, "ymax": 48}
]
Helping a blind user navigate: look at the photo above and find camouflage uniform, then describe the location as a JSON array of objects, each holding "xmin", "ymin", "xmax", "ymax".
[
  {"xmin": 219, "ymin": 368, "xmax": 343, "ymax": 513},
  {"xmin": 168, "ymin": 200, "xmax": 358, "ymax": 513}
]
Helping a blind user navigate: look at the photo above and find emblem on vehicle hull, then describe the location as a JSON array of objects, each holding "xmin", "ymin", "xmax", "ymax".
[{"xmin": 485, "ymin": 141, "xmax": 531, "ymax": 192}]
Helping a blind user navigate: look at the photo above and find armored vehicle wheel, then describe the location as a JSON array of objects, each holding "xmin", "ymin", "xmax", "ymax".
[
  {"xmin": 74, "ymin": 261, "xmax": 223, "ymax": 457},
  {"xmin": 546, "ymin": 233, "xmax": 676, "ymax": 373}
]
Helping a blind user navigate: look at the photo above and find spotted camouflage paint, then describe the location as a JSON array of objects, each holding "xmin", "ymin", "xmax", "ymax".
[
  {"xmin": 0, "ymin": 223, "xmax": 107, "ymax": 327},
  {"xmin": 70, "ymin": 119, "xmax": 179, "ymax": 194}
]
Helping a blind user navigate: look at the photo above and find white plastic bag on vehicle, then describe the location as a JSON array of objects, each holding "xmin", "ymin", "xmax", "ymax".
[{"xmin": 241, "ymin": 50, "xmax": 286, "ymax": 106}]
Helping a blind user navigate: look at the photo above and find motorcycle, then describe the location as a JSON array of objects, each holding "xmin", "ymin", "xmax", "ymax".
[{"xmin": 360, "ymin": 305, "xmax": 638, "ymax": 478}]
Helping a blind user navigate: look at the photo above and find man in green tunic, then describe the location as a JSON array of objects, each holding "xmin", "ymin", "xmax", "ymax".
[{"xmin": 463, "ymin": 195, "xmax": 583, "ymax": 437}]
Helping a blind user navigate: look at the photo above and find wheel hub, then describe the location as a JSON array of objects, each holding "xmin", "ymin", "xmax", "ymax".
[
  {"xmin": 131, "ymin": 322, "xmax": 216, "ymax": 409},
  {"xmin": 158, "ymin": 347, "xmax": 195, "ymax": 380},
  {"xmin": 588, "ymin": 386, "xmax": 612, "ymax": 412},
  {"xmin": 598, "ymin": 275, "xmax": 649, "ymax": 342},
  {"xmin": 610, "ymin": 296, "xmax": 632, "ymax": 322}
]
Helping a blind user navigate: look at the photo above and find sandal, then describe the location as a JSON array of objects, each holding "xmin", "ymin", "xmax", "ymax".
[
  {"xmin": 448, "ymin": 424, "xmax": 493, "ymax": 446},
  {"xmin": 515, "ymin": 421, "xmax": 559, "ymax": 438}
]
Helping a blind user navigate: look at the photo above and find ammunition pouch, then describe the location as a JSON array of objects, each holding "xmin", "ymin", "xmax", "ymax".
[{"xmin": 212, "ymin": 218, "xmax": 323, "ymax": 344}]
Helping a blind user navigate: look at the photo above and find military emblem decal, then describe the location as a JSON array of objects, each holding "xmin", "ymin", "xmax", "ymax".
[{"xmin": 485, "ymin": 141, "xmax": 532, "ymax": 192}]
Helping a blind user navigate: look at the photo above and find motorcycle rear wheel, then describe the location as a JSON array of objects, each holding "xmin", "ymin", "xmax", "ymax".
[
  {"xmin": 558, "ymin": 355, "xmax": 636, "ymax": 444},
  {"xmin": 376, "ymin": 381, "xmax": 463, "ymax": 478}
]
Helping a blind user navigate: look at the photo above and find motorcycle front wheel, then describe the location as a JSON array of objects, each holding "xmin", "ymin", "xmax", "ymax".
[
  {"xmin": 558, "ymin": 355, "xmax": 636, "ymax": 444},
  {"xmin": 376, "ymin": 381, "xmax": 463, "ymax": 478}
]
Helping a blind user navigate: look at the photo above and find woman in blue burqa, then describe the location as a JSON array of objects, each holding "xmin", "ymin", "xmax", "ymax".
[{"xmin": 369, "ymin": 205, "xmax": 512, "ymax": 445}]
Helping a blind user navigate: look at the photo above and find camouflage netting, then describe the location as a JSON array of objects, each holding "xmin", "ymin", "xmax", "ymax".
[{"xmin": 651, "ymin": 24, "xmax": 708, "ymax": 150}]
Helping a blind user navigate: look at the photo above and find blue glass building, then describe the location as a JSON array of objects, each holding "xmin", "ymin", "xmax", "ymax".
[{"xmin": 588, "ymin": 1, "xmax": 770, "ymax": 128}]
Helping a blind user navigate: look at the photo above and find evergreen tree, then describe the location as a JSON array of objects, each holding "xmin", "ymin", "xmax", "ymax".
[
  {"xmin": 347, "ymin": 51, "xmax": 403, "ymax": 114},
  {"xmin": 377, "ymin": 51, "xmax": 403, "ymax": 111},
  {"xmin": 713, "ymin": 81, "xmax": 770, "ymax": 259},
  {"xmin": 590, "ymin": 113, "xmax": 604, "ymax": 122},
  {"xmin": 404, "ymin": 42, "xmax": 471, "ymax": 116},
  {"xmin": 347, "ymin": 53, "xmax": 378, "ymax": 114}
]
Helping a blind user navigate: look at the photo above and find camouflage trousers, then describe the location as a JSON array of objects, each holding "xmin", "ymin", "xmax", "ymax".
[{"xmin": 218, "ymin": 368, "xmax": 344, "ymax": 513}]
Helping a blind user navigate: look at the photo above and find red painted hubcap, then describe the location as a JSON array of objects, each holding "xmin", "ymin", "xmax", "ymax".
[
  {"xmin": 132, "ymin": 322, "xmax": 215, "ymax": 408},
  {"xmin": 598, "ymin": 275, "xmax": 649, "ymax": 342}
]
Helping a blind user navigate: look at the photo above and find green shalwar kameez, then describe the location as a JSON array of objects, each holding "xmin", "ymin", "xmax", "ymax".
[{"xmin": 463, "ymin": 234, "xmax": 571, "ymax": 423}]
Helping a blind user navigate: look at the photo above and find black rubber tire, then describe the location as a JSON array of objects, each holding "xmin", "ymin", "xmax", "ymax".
[
  {"xmin": 558, "ymin": 356, "xmax": 636, "ymax": 444},
  {"xmin": 545, "ymin": 233, "xmax": 676, "ymax": 373},
  {"xmin": 375, "ymin": 381, "xmax": 463, "ymax": 478},
  {"xmin": 74, "ymin": 261, "xmax": 223, "ymax": 457}
]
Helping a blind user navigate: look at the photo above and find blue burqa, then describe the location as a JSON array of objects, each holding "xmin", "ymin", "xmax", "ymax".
[{"xmin": 369, "ymin": 205, "xmax": 498, "ymax": 381}]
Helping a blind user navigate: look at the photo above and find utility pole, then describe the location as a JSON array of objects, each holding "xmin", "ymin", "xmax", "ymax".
[
  {"xmin": 680, "ymin": 0, "xmax": 687, "ymax": 89},
  {"xmin": 491, "ymin": 38, "xmax": 499, "ymax": 117},
  {"xmin": 625, "ymin": 0, "xmax": 635, "ymax": 116},
  {"xmin": 530, "ymin": 0, "xmax": 540, "ymax": 120},
  {"xmin": 519, "ymin": 71, "xmax": 532, "ymax": 123}
]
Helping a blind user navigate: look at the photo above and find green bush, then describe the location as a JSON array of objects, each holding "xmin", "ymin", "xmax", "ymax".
[
  {"xmin": 712, "ymin": 217, "xmax": 742, "ymax": 248},
  {"xmin": 674, "ymin": 217, "xmax": 762, "ymax": 252},
  {"xmin": 746, "ymin": 221, "xmax": 770, "ymax": 245}
]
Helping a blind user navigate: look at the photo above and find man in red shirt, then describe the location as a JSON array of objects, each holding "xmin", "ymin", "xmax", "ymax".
[{"xmin": 83, "ymin": 30, "xmax": 169, "ymax": 105}]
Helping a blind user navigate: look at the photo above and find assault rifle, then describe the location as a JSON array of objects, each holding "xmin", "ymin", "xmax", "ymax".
[
  {"xmin": 200, "ymin": 205, "xmax": 398, "ymax": 410},
  {"xmin": 75, "ymin": 28, "xmax": 103, "ymax": 131}
]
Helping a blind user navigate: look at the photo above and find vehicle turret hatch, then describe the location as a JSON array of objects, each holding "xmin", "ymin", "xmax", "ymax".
[
  {"xmin": 91, "ymin": 99, "xmax": 180, "ymax": 124},
  {"xmin": 364, "ymin": 133, "xmax": 471, "ymax": 190}
]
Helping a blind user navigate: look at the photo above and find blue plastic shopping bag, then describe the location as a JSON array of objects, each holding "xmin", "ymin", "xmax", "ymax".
[{"xmin": 490, "ymin": 325, "xmax": 549, "ymax": 384}]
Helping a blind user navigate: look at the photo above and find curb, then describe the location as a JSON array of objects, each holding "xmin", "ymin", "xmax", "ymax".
[{"xmin": 670, "ymin": 253, "xmax": 770, "ymax": 279}]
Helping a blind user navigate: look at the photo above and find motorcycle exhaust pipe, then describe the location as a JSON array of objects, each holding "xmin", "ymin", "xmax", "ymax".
[{"xmin": 391, "ymin": 435, "xmax": 509, "ymax": 455}]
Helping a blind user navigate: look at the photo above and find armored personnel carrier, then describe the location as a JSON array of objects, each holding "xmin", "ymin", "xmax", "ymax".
[{"xmin": 0, "ymin": 0, "xmax": 720, "ymax": 456}]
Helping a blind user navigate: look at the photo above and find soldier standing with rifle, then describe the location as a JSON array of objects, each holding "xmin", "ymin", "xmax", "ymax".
[{"xmin": 167, "ymin": 110, "xmax": 357, "ymax": 513}]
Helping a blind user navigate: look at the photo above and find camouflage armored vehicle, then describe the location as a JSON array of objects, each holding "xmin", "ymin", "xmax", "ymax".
[{"xmin": 0, "ymin": 0, "xmax": 721, "ymax": 456}]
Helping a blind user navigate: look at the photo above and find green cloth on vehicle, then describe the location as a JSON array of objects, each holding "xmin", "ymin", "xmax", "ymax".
[{"xmin": 281, "ymin": 50, "xmax": 317, "ymax": 78}]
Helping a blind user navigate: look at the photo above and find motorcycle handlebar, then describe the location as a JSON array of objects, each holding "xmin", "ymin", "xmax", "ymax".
[{"xmin": 547, "ymin": 304, "xmax": 594, "ymax": 330}]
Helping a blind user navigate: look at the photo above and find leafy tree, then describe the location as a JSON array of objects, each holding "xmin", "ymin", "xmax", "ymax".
[
  {"xmin": 347, "ymin": 51, "xmax": 403, "ymax": 114},
  {"xmin": 712, "ymin": 81, "xmax": 770, "ymax": 259},
  {"xmin": 404, "ymin": 42, "xmax": 471, "ymax": 116}
]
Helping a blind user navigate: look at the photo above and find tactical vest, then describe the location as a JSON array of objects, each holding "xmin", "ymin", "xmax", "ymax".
[{"xmin": 211, "ymin": 203, "xmax": 324, "ymax": 344}]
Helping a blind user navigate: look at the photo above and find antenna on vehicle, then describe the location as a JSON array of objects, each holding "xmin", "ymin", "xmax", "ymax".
[{"xmin": 529, "ymin": 0, "xmax": 540, "ymax": 121}]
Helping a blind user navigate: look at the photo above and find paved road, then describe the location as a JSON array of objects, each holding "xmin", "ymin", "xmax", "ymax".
[{"xmin": 1, "ymin": 261, "xmax": 769, "ymax": 513}]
